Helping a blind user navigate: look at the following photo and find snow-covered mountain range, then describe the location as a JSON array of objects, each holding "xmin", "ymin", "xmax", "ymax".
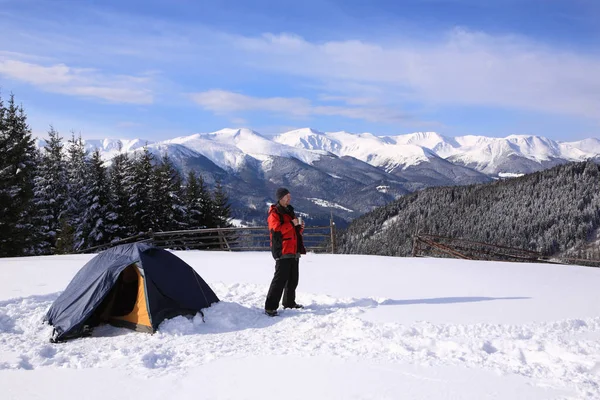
[
  {"xmin": 274, "ymin": 129, "xmax": 600, "ymax": 175},
  {"xmin": 42, "ymin": 128, "xmax": 600, "ymax": 223}
]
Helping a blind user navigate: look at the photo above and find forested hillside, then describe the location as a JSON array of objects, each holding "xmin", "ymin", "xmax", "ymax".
[{"xmin": 338, "ymin": 161, "xmax": 600, "ymax": 259}]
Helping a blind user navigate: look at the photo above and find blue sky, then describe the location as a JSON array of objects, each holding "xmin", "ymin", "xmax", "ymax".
[{"xmin": 0, "ymin": 0, "xmax": 599, "ymax": 141}]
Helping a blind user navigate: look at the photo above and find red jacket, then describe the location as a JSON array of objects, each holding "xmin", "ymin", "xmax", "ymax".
[{"xmin": 268, "ymin": 204, "xmax": 305, "ymax": 260}]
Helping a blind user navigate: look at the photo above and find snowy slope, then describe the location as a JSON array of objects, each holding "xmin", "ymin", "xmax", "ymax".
[
  {"xmin": 1, "ymin": 252, "xmax": 600, "ymax": 399},
  {"xmin": 385, "ymin": 131, "xmax": 461, "ymax": 156},
  {"xmin": 566, "ymin": 138, "xmax": 600, "ymax": 156},
  {"xmin": 35, "ymin": 128, "xmax": 600, "ymax": 178},
  {"xmin": 275, "ymin": 129, "xmax": 600, "ymax": 175},
  {"xmin": 444, "ymin": 135, "xmax": 591, "ymax": 174},
  {"xmin": 82, "ymin": 138, "xmax": 151, "ymax": 156},
  {"xmin": 35, "ymin": 137, "xmax": 151, "ymax": 160},
  {"xmin": 164, "ymin": 128, "xmax": 326, "ymax": 172},
  {"xmin": 275, "ymin": 128, "xmax": 435, "ymax": 171}
]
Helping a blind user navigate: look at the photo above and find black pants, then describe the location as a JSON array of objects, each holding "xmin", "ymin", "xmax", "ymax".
[{"xmin": 265, "ymin": 258, "xmax": 299, "ymax": 310}]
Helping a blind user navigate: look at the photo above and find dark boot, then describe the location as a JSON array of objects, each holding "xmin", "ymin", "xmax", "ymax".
[
  {"xmin": 283, "ymin": 303, "xmax": 304, "ymax": 309},
  {"xmin": 265, "ymin": 309, "xmax": 279, "ymax": 317}
]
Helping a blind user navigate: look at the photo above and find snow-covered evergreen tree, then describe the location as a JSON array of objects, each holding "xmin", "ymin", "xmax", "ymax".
[
  {"xmin": 185, "ymin": 170, "xmax": 211, "ymax": 229},
  {"xmin": 32, "ymin": 126, "xmax": 68, "ymax": 254},
  {"xmin": 109, "ymin": 148, "xmax": 135, "ymax": 240},
  {"xmin": 130, "ymin": 147, "xmax": 154, "ymax": 234},
  {"xmin": 151, "ymin": 154, "xmax": 187, "ymax": 232},
  {"xmin": 81, "ymin": 149, "xmax": 117, "ymax": 249},
  {"xmin": 63, "ymin": 133, "xmax": 89, "ymax": 252},
  {"xmin": 212, "ymin": 179, "xmax": 232, "ymax": 229},
  {"xmin": 0, "ymin": 94, "xmax": 38, "ymax": 257}
]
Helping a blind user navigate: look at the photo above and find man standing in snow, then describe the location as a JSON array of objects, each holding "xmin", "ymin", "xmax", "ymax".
[{"xmin": 265, "ymin": 187, "xmax": 306, "ymax": 316}]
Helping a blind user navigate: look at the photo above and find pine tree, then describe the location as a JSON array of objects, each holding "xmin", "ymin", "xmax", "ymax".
[
  {"xmin": 151, "ymin": 154, "xmax": 187, "ymax": 232},
  {"xmin": 55, "ymin": 216, "xmax": 75, "ymax": 255},
  {"xmin": 212, "ymin": 179, "xmax": 232, "ymax": 228},
  {"xmin": 0, "ymin": 94, "xmax": 38, "ymax": 257},
  {"xmin": 32, "ymin": 150, "xmax": 50, "ymax": 255},
  {"xmin": 185, "ymin": 170, "xmax": 207, "ymax": 229},
  {"xmin": 81, "ymin": 149, "xmax": 117, "ymax": 249},
  {"xmin": 64, "ymin": 133, "xmax": 89, "ymax": 252},
  {"xmin": 212, "ymin": 180, "xmax": 234, "ymax": 249},
  {"xmin": 198, "ymin": 174, "xmax": 214, "ymax": 229},
  {"xmin": 130, "ymin": 147, "xmax": 154, "ymax": 234},
  {"xmin": 109, "ymin": 147, "xmax": 135, "ymax": 240},
  {"xmin": 33, "ymin": 126, "xmax": 68, "ymax": 254},
  {"xmin": 151, "ymin": 154, "xmax": 171, "ymax": 231}
]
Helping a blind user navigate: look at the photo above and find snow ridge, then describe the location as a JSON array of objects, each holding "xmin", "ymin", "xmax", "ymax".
[{"xmin": 36, "ymin": 128, "xmax": 600, "ymax": 176}]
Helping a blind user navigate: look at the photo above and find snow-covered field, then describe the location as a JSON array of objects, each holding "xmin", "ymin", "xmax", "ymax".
[{"xmin": 2, "ymin": 252, "xmax": 600, "ymax": 399}]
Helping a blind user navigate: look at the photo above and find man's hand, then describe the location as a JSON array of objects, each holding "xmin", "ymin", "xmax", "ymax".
[
  {"xmin": 292, "ymin": 218, "xmax": 299, "ymax": 226},
  {"xmin": 301, "ymin": 220, "xmax": 305, "ymax": 228}
]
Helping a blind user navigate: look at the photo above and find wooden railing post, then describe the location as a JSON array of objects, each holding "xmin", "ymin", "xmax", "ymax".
[
  {"xmin": 411, "ymin": 235, "xmax": 418, "ymax": 257},
  {"xmin": 217, "ymin": 227, "xmax": 231, "ymax": 251},
  {"xmin": 147, "ymin": 228, "xmax": 154, "ymax": 246}
]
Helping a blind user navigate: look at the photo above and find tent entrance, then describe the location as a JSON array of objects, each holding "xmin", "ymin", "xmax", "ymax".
[{"xmin": 92, "ymin": 264, "xmax": 153, "ymax": 333}]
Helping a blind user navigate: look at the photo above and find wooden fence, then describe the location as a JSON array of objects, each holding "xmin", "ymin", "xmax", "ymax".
[
  {"xmin": 79, "ymin": 221, "xmax": 336, "ymax": 254},
  {"xmin": 412, "ymin": 233, "xmax": 600, "ymax": 267}
]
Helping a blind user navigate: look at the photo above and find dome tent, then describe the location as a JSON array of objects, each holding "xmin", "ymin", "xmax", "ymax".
[{"xmin": 45, "ymin": 242, "xmax": 219, "ymax": 342}]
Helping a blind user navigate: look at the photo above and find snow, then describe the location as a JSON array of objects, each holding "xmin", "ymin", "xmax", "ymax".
[
  {"xmin": 565, "ymin": 138, "xmax": 600, "ymax": 157},
  {"xmin": 498, "ymin": 172, "xmax": 525, "ymax": 178},
  {"xmin": 81, "ymin": 138, "xmax": 150, "ymax": 160},
  {"xmin": 275, "ymin": 128, "xmax": 434, "ymax": 171},
  {"xmin": 37, "ymin": 129, "xmax": 600, "ymax": 178},
  {"xmin": 376, "ymin": 184, "xmax": 390, "ymax": 193},
  {"xmin": 307, "ymin": 197, "xmax": 354, "ymax": 212},
  {"xmin": 444, "ymin": 135, "xmax": 595, "ymax": 173},
  {"xmin": 381, "ymin": 215, "xmax": 400, "ymax": 229},
  {"xmin": 229, "ymin": 219, "xmax": 247, "ymax": 227},
  {"xmin": 162, "ymin": 128, "xmax": 326, "ymax": 172},
  {"xmin": 1, "ymin": 252, "xmax": 600, "ymax": 398}
]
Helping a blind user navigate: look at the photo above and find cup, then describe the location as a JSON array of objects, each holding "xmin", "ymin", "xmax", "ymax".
[{"xmin": 297, "ymin": 216, "xmax": 303, "ymax": 225}]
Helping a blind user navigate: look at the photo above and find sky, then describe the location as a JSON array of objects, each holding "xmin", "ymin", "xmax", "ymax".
[{"xmin": 0, "ymin": 0, "xmax": 599, "ymax": 141}]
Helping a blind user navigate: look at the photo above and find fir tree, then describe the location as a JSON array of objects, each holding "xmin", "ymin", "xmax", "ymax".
[
  {"xmin": 212, "ymin": 180, "xmax": 234, "ymax": 249},
  {"xmin": 64, "ymin": 133, "xmax": 89, "ymax": 251},
  {"xmin": 0, "ymin": 94, "xmax": 38, "ymax": 257},
  {"xmin": 33, "ymin": 126, "xmax": 68, "ymax": 254},
  {"xmin": 130, "ymin": 146, "xmax": 154, "ymax": 234},
  {"xmin": 81, "ymin": 149, "xmax": 117, "ymax": 249},
  {"xmin": 212, "ymin": 179, "xmax": 232, "ymax": 228},
  {"xmin": 151, "ymin": 154, "xmax": 173, "ymax": 231},
  {"xmin": 148, "ymin": 153, "xmax": 187, "ymax": 249},
  {"xmin": 55, "ymin": 216, "xmax": 75, "ymax": 255},
  {"xmin": 109, "ymin": 147, "xmax": 135, "ymax": 240},
  {"xmin": 185, "ymin": 170, "xmax": 209, "ymax": 229}
]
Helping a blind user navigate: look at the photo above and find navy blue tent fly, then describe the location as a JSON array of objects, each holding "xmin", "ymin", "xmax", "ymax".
[{"xmin": 44, "ymin": 242, "xmax": 219, "ymax": 342}]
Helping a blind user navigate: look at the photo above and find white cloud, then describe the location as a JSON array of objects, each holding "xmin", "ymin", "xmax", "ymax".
[
  {"xmin": 3, "ymin": 7, "xmax": 600, "ymax": 124},
  {"xmin": 230, "ymin": 117, "xmax": 249, "ymax": 125},
  {"xmin": 232, "ymin": 30, "xmax": 600, "ymax": 120},
  {"xmin": 190, "ymin": 89, "xmax": 408, "ymax": 122},
  {"xmin": 190, "ymin": 90, "xmax": 311, "ymax": 116},
  {"xmin": 0, "ymin": 59, "xmax": 153, "ymax": 104}
]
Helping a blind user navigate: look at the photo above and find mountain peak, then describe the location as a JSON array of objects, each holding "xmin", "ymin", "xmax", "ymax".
[
  {"xmin": 281, "ymin": 127, "xmax": 325, "ymax": 137},
  {"xmin": 212, "ymin": 128, "xmax": 264, "ymax": 139}
]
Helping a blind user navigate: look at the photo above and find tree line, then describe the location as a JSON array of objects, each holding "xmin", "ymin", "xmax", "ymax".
[
  {"xmin": 0, "ymin": 93, "xmax": 232, "ymax": 257},
  {"xmin": 338, "ymin": 160, "xmax": 600, "ymax": 260}
]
